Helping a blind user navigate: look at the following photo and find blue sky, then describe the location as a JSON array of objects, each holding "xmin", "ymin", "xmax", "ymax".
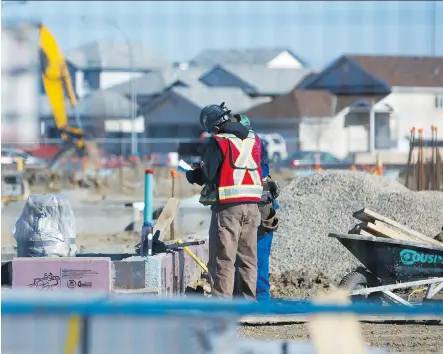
[{"xmin": 2, "ymin": 1, "xmax": 442, "ymax": 67}]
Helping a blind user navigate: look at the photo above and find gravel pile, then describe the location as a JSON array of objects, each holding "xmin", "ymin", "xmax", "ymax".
[{"xmin": 270, "ymin": 170, "xmax": 443, "ymax": 297}]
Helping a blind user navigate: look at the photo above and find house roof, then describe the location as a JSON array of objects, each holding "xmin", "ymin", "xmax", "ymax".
[
  {"xmin": 40, "ymin": 91, "xmax": 137, "ymax": 119},
  {"xmin": 243, "ymin": 89, "xmax": 336, "ymax": 119},
  {"xmin": 174, "ymin": 83, "xmax": 268, "ymax": 112},
  {"xmin": 141, "ymin": 80, "xmax": 269, "ymax": 115},
  {"xmin": 106, "ymin": 71, "xmax": 168, "ymax": 96},
  {"xmin": 207, "ymin": 65, "xmax": 315, "ymax": 95},
  {"xmin": 65, "ymin": 41, "xmax": 171, "ymax": 70},
  {"xmin": 190, "ymin": 47, "xmax": 306, "ymax": 67},
  {"xmin": 105, "ymin": 67, "xmax": 210, "ymax": 97},
  {"xmin": 172, "ymin": 67, "xmax": 210, "ymax": 85},
  {"xmin": 295, "ymin": 72, "xmax": 319, "ymax": 89},
  {"xmin": 348, "ymin": 55, "xmax": 443, "ymax": 87}
]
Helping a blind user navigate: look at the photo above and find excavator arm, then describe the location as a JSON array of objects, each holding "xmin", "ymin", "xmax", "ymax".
[
  {"xmin": 39, "ymin": 24, "xmax": 101, "ymax": 173},
  {"xmin": 39, "ymin": 24, "xmax": 85, "ymax": 148}
]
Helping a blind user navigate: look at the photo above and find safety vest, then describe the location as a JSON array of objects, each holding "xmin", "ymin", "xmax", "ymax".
[{"xmin": 199, "ymin": 132, "xmax": 263, "ymax": 205}]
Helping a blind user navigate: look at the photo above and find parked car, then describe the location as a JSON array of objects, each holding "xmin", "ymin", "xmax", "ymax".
[
  {"xmin": 279, "ymin": 150, "xmax": 353, "ymax": 169},
  {"xmin": 1, "ymin": 148, "xmax": 47, "ymax": 167}
]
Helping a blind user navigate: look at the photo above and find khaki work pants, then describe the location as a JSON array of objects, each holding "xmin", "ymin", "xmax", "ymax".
[{"xmin": 208, "ymin": 203, "xmax": 260, "ymax": 300}]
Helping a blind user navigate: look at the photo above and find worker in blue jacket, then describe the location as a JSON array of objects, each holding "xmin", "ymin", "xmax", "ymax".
[{"xmin": 234, "ymin": 114, "xmax": 280, "ymax": 301}]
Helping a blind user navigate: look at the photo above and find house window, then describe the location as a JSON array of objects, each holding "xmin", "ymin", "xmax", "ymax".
[{"xmin": 435, "ymin": 95, "xmax": 443, "ymax": 109}]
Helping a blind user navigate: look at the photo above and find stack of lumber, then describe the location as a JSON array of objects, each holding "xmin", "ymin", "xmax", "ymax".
[{"xmin": 349, "ymin": 208, "xmax": 443, "ymax": 247}]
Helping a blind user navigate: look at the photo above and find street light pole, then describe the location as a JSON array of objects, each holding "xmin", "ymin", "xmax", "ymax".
[{"xmin": 80, "ymin": 16, "xmax": 138, "ymax": 156}]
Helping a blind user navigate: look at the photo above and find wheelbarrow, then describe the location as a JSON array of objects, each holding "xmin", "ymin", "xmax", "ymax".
[{"xmin": 329, "ymin": 233, "xmax": 443, "ymax": 307}]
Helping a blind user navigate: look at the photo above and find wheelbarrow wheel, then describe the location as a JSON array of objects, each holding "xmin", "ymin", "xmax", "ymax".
[{"xmin": 339, "ymin": 270, "xmax": 382, "ymax": 304}]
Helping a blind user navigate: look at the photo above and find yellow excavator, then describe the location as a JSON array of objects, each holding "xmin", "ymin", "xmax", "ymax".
[
  {"xmin": 2, "ymin": 24, "xmax": 102, "ymax": 204},
  {"xmin": 2, "ymin": 23, "xmax": 101, "ymax": 204},
  {"xmin": 39, "ymin": 24, "xmax": 101, "ymax": 173}
]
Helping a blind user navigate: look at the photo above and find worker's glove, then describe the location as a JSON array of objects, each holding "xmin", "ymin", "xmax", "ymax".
[
  {"xmin": 260, "ymin": 176, "xmax": 280, "ymax": 204},
  {"xmin": 267, "ymin": 179, "xmax": 280, "ymax": 200},
  {"xmin": 186, "ymin": 169, "xmax": 204, "ymax": 186}
]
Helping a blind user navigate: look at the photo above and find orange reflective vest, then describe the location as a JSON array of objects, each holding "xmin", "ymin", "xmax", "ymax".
[{"xmin": 199, "ymin": 132, "xmax": 263, "ymax": 205}]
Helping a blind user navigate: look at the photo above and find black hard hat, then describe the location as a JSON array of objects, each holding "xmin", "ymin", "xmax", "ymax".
[{"xmin": 199, "ymin": 102, "xmax": 231, "ymax": 133}]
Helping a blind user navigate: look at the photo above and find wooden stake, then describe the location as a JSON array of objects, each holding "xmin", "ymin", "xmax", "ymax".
[
  {"xmin": 307, "ymin": 289, "xmax": 367, "ymax": 354},
  {"xmin": 405, "ymin": 127, "xmax": 415, "ymax": 188}
]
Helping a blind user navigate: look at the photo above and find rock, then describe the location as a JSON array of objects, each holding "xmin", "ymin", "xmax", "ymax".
[{"xmin": 270, "ymin": 170, "xmax": 443, "ymax": 297}]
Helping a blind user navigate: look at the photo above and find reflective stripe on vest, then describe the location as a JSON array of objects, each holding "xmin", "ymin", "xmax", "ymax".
[
  {"xmin": 226, "ymin": 134, "xmax": 262, "ymax": 186},
  {"xmin": 215, "ymin": 132, "xmax": 263, "ymax": 203},
  {"xmin": 218, "ymin": 184, "xmax": 263, "ymax": 201}
]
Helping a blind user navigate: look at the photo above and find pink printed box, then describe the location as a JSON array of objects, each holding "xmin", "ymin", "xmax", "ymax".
[{"xmin": 12, "ymin": 257, "xmax": 111, "ymax": 292}]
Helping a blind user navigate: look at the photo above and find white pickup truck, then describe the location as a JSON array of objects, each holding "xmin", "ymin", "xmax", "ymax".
[{"xmin": 257, "ymin": 133, "xmax": 288, "ymax": 163}]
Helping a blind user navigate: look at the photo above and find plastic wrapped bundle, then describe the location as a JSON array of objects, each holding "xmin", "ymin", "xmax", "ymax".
[{"xmin": 13, "ymin": 194, "xmax": 77, "ymax": 257}]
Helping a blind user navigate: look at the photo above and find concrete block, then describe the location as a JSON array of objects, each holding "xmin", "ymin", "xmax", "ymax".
[
  {"xmin": 113, "ymin": 257, "xmax": 146, "ymax": 289},
  {"xmin": 12, "ymin": 257, "xmax": 111, "ymax": 292},
  {"xmin": 110, "ymin": 240, "xmax": 208, "ymax": 295},
  {"xmin": 180, "ymin": 241, "xmax": 209, "ymax": 289},
  {"xmin": 145, "ymin": 253, "xmax": 174, "ymax": 296},
  {"xmin": 145, "ymin": 240, "xmax": 208, "ymax": 295}
]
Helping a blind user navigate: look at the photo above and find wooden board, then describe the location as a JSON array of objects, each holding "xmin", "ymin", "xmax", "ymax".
[
  {"xmin": 358, "ymin": 229, "xmax": 374, "ymax": 237},
  {"xmin": 374, "ymin": 220, "xmax": 436, "ymax": 245},
  {"xmin": 354, "ymin": 208, "xmax": 443, "ymax": 247},
  {"xmin": 366, "ymin": 222, "xmax": 420, "ymax": 243},
  {"xmin": 307, "ymin": 289, "xmax": 367, "ymax": 354},
  {"xmin": 154, "ymin": 197, "xmax": 180, "ymax": 242}
]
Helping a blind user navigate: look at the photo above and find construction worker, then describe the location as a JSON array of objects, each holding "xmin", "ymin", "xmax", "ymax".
[
  {"xmin": 234, "ymin": 114, "xmax": 280, "ymax": 301},
  {"xmin": 185, "ymin": 102, "xmax": 263, "ymax": 300}
]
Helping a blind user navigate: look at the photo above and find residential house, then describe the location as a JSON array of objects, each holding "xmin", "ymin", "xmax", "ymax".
[
  {"xmin": 188, "ymin": 47, "xmax": 307, "ymax": 69},
  {"xmin": 65, "ymin": 41, "xmax": 172, "ymax": 98},
  {"xmin": 198, "ymin": 64, "xmax": 315, "ymax": 97},
  {"xmin": 138, "ymin": 81, "xmax": 269, "ymax": 153},
  {"xmin": 301, "ymin": 55, "xmax": 443, "ymax": 156},
  {"xmin": 243, "ymin": 89, "xmax": 338, "ymax": 154}
]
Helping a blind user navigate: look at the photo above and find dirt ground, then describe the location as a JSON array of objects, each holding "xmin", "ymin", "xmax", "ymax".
[
  {"xmin": 4, "ymin": 167, "xmax": 441, "ymax": 353},
  {"xmin": 4, "ymin": 231, "xmax": 442, "ymax": 353},
  {"xmin": 238, "ymin": 321, "xmax": 443, "ymax": 353}
]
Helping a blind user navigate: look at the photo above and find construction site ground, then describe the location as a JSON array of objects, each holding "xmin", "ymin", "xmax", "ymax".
[
  {"xmin": 238, "ymin": 321, "xmax": 442, "ymax": 353},
  {"xmin": 2, "ymin": 166, "xmax": 442, "ymax": 353},
  {"xmin": 2, "ymin": 229, "xmax": 441, "ymax": 353}
]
